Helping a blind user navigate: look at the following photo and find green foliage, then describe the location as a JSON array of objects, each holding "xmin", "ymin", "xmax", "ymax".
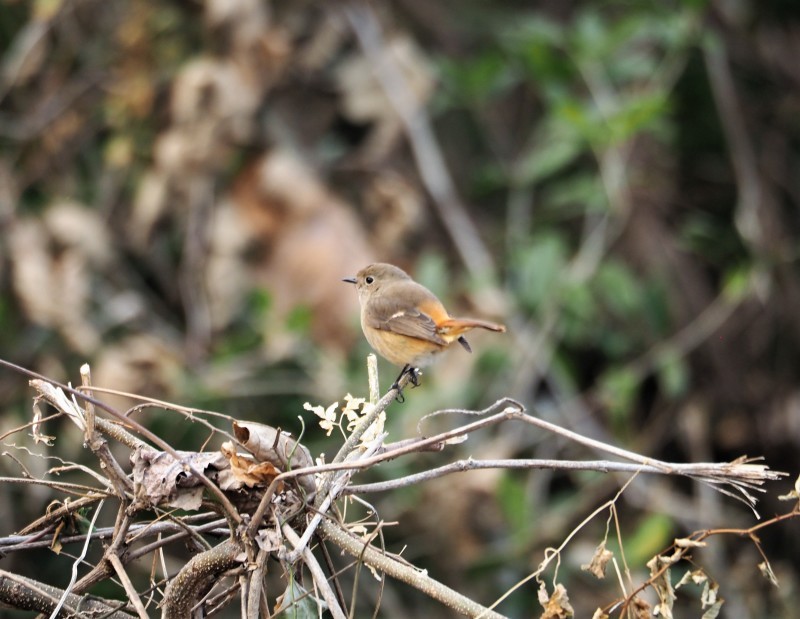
[
  {"xmin": 497, "ymin": 472, "xmax": 532, "ymax": 540},
  {"xmin": 513, "ymin": 116, "xmax": 585, "ymax": 185},
  {"xmin": 656, "ymin": 348, "xmax": 690, "ymax": 399},
  {"xmin": 598, "ymin": 366, "xmax": 640, "ymax": 426},
  {"xmin": 437, "ymin": 50, "xmax": 517, "ymax": 106},
  {"xmin": 623, "ymin": 512, "xmax": 674, "ymax": 567},
  {"xmin": 286, "ymin": 305, "xmax": 313, "ymax": 334},
  {"xmin": 512, "ymin": 232, "xmax": 568, "ymax": 311},
  {"xmin": 414, "ymin": 252, "xmax": 452, "ymax": 300}
]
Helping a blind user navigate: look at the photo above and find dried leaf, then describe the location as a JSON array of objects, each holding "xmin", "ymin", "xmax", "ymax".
[
  {"xmin": 539, "ymin": 583, "xmax": 574, "ymax": 619},
  {"xmin": 44, "ymin": 201, "xmax": 112, "ymax": 266},
  {"xmin": 778, "ymin": 474, "xmax": 800, "ymax": 502},
  {"xmin": 305, "ymin": 401, "xmax": 339, "ymax": 436},
  {"xmin": 362, "ymin": 171, "xmax": 423, "ymax": 252},
  {"xmin": 50, "ymin": 520, "xmax": 64, "ymax": 555},
  {"xmin": 630, "ymin": 597, "xmax": 652, "ymax": 618},
  {"xmin": 255, "ymin": 527, "xmax": 283, "ymax": 553},
  {"xmin": 581, "ymin": 540, "xmax": 614, "ymax": 579},
  {"xmin": 93, "ymin": 335, "xmax": 182, "ymax": 412},
  {"xmin": 232, "ymin": 420, "xmax": 315, "ymax": 494},
  {"xmin": 758, "ymin": 561, "xmax": 779, "ymax": 586},
  {"xmin": 131, "ymin": 447, "xmax": 228, "ymax": 511},
  {"xmin": 335, "ymin": 35, "xmax": 434, "ymax": 158},
  {"xmin": 229, "ymin": 151, "xmax": 373, "ymax": 357},
  {"xmin": 647, "ymin": 555, "xmax": 676, "ymax": 618},
  {"xmin": 700, "ymin": 577, "xmax": 719, "ymax": 608},
  {"xmin": 31, "ymin": 400, "xmax": 56, "ymax": 445},
  {"xmin": 219, "ymin": 442, "xmax": 280, "ymax": 489},
  {"xmin": 205, "ymin": 204, "xmax": 253, "ymax": 330},
  {"xmin": 701, "ymin": 599, "xmax": 724, "ymax": 619},
  {"xmin": 9, "ymin": 218, "xmax": 98, "ymax": 353}
]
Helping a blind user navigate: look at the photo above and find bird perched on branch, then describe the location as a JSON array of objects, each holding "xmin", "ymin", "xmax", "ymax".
[{"xmin": 343, "ymin": 263, "xmax": 506, "ymax": 395}]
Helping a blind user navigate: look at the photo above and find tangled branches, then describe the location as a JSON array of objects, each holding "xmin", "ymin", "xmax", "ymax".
[{"xmin": 0, "ymin": 357, "xmax": 792, "ymax": 618}]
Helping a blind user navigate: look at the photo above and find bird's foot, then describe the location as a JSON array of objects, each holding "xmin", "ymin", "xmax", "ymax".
[{"xmin": 391, "ymin": 365, "xmax": 421, "ymax": 403}]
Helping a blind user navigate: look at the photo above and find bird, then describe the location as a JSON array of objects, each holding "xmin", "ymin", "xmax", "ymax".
[{"xmin": 343, "ymin": 263, "xmax": 505, "ymax": 395}]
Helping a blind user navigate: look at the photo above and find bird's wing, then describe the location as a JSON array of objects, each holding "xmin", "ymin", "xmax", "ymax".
[{"xmin": 364, "ymin": 294, "xmax": 446, "ymax": 345}]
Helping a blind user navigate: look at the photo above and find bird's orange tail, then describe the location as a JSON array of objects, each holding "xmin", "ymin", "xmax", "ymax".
[{"xmin": 437, "ymin": 317, "xmax": 506, "ymax": 338}]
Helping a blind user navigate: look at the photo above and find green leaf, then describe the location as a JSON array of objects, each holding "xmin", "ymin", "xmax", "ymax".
[
  {"xmin": 498, "ymin": 473, "xmax": 530, "ymax": 533},
  {"xmin": 286, "ymin": 305, "xmax": 312, "ymax": 334},
  {"xmin": 274, "ymin": 581, "xmax": 326, "ymax": 618},
  {"xmin": 512, "ymin": 233, "xmax": 568, "ymax": 310},
  {"xmin": 415, "ymin": 253, "xmax": 450, "ymax": 298},
  {"xmin": 598, "ymin": 367, "xmax": 639, "ymax": 424},
  {"xmin": 605, "ymin": 91, "xmax": 670, "ymax": 144},
  {"xmin": 503, "ymin": 17, "xmax": 574, "ymax": 86},
  {"xmin": 624, "ymin": 513, "xmax": 674, "ymax": 567},
  {"xmin": 656, "ymin": 348, "xmax": 690, "ymax": 399},
  {"xmin": 544, "ymin": 172, "xmax": 608, "ymax": 215},
  {"xmin": 514, "ymin": 116, "xmax": 584, "ymax": 184},
  {"xmin": 722, "ymin": 265, "xmax": 752, "ymax": 302},
  {"xmin": 561, "ymin": 283, "xmax": 597, "ymax": 345},
  {"xmin": 437, "ymin": 51, "xmax": 516, "ymax": 105}
]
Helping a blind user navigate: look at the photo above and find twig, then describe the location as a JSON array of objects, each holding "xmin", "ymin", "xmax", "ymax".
[
  {"xmin": 341, "ymin": 458, "xmax": 758, "ymax": 495},
  {"xmin": 321, "ymin": 519, "xmax": 506, "ymax": 619},
  {"xmin": 0, "ymin": 569, "xmax": 135, "ymax": 618},
  {"xmin": 704, "ymin": 33, "xmax": 768, "ymax": 252},
  {"xmin": 50, "ymin": 499, "xmax": 104, "ymax": 618},
  {"xmin": 284, "ymin": 428, "xmax": 387, "ymax": 564},
  {"xmin": 251, "ymin": 397, "xmax": 783, "ymax": 517},
  {"xmin": 79, "ymin": 364, "xmax": 133, "ymax": 497},
  {"xmin": 246, "ymin": 371, "xmax": 411, "ymax": 539},
  {"xmin": 614, "ymin": 506, "xmax": 800, "ymax": 616},
  {"xmin": 73, "ymin": 507, "xmax": 133, "ymax": 594},
  {"xmin": 1, "ymin": 516, "xmax": 226, "ymax": 553},
  {"xmin": 160, "ymin": 538, "xmax": 242, "ymax": 619},
  {"xmin": 244, "ymin": 546, "xmax": 270, "ymax": 619},
  {"xmin": 109, "ymin": 553, "xmax": 149, "ymax": 619},
  {"xmin": 29, "ymin": 378, "xmax": 243, "ymax": 526},
  {"xmin": 283, "ymin": 524, "xmax": 347, "ymax": 619}
]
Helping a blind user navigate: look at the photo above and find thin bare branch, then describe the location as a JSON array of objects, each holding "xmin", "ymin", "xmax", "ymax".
[{"xmin": 283, "ymin": 523, "xmax": 347, "ymax": 619}]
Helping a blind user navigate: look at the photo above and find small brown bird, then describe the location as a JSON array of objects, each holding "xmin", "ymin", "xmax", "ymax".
[{"xmin": 343, "ymin": 263, "xmax": 506, "ymax": 392}]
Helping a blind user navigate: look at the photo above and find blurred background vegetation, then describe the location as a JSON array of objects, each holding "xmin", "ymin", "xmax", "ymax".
[{"xmin": 1, "ymin": 0, "xmax": 799, "ymax": 616}]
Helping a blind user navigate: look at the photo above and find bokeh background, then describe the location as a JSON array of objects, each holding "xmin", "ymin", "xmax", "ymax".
[{"xmin": 1, "ymin": 0, "xmax": 799, "ymax": 617}]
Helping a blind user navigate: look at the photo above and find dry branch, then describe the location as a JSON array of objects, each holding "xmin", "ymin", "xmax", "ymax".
[
  {"xmin": 0, "ymin": 569, "xmax": 136, "ymax": 618},
  {"xmin": 0, "ymin": 359, "xmax": 790, "ymax": 618}
]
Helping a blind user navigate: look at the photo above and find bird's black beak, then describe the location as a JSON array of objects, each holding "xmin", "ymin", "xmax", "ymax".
[{"xmin": 342, "ymin": 277, "xmax": 357, "ymax": 284}]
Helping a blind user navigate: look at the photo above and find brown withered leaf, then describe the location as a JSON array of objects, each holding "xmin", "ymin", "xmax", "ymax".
[
  {"xmin": 647, "ymin": 554, "xmax": 676, "ymax": 619},
  {"xmin": 219, "ymin": 442, "xmax": 280, "ymax": 489},
  {"xmin": 581, "ymin": 540, "xmax": 614, "ymax": 579},
  {"xmin": 362, "ymin": 171, "xmax": 423, "ymax": 253},
  {"xmin": 9, "ymin": 216, "xmax": 99, "ymax": 353},
  {"xmin": 232, "ymin": 420, "xmax": 315, "ymax": 495},
  {"xmin": 92, "ymin": 334, "xmax": 182, "ymax": 412},
  {"xmin": 539, "ymin": 583, "xmax": 574, "ymax": 619},
  {"xmin": 229, "ymin": 150, "xmax": 374, "ymax": 358},
  {"xmin": 630, "ymin": 597, "xmax": 651, "ymax": 618},
  {"xmin": 758, "ymin": 560, "xmax": 779, "ymax": 586},
  {"xmin": 335, "ymin": 35, "xmax": 434, "ymax": 160},
  {"xmin": 131, "ymin": 447, "xmax": 228, "ymax": 511}
]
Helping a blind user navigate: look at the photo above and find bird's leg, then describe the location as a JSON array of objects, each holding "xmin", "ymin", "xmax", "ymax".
[
  {"xmin": 390, "ymin": 364, "xmax": 409, "ymax": 403},
  {"xmin": 391, "ymin": 365, "xmax": 421, "ymax": 403}
]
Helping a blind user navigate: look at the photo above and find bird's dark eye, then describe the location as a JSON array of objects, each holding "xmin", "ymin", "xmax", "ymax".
[{"xmin": 365, "ymin": 276, "xmax": 374, "ymax": 284}]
